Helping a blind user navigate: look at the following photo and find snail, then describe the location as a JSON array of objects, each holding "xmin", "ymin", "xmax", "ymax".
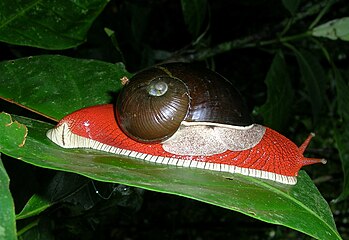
[{"xmin": 46, "ymin": 62, "xmax": 326, "ymax": 185}]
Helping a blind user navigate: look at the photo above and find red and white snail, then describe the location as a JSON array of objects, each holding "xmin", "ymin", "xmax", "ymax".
[{"xmin": 46, "ymin": 62, "xmax": 326, "ymax": 185}]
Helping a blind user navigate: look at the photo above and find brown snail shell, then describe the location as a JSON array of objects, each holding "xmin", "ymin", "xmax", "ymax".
[{"xmin": 116, "ymin": 62, "xmax": 252, "ymax": 143}]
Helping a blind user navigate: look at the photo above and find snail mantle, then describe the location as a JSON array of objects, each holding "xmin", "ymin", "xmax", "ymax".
[{"xmin": 46, "ymin": 63, "xmax": 326, "ymax": 185}]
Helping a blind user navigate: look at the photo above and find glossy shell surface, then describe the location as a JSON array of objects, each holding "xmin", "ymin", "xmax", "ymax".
[{"xmin": 116, "ymin": 63, "xmax": 252, "ymax": 142}]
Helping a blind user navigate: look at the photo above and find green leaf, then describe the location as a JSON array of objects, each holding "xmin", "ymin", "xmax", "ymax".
[
  {"xmin": 291, "ymin": 48, "xmax": 327, "ymax": 123},
  {"xmin": 335, "ymin": 70, "xmax": 349, "ymax": 121},
  {"xmin": 0, "ymin": 113, "xmax": 342, "ymax": 240},
  {"xmin": 17, "ymin": 218, "xmax": 54, "ymax": 240},
  {"xmin": 282, "ymin": 0, "xmax": 300, "ymax": 16},
  {"xmin": 0, "ymin": 0, "xmax": 109, "ymax": 49},
  {"xmin": 259, "ymin": 51, "xmax": 294, "ymax": 131},
  {"xmin": 16, "ymin": 194, "xmax": 51, "ymax": 220},
  {"xmin": 104, "ymin": 27, "xmax": 125, "ymax": 63},
  {"xmin": 16, "ymin": 172, "xmax": 91, "ymax": 220},
  {"xmin": 0, "ymin": 118, "xmax": 19, "ymax": 240},
  {"xmin": 0, "ymin": 112, "xmax": 28, "ymax": 149},
  {"xmin": 0, "ymin": 55, "xmax": 131, "ymax": 121},
  {"xmin": 181, "ymin": 0, "xmax": 208, "ymax": 38},
  {"xmin": 334, "ymin": 127, "xmax": 349, "ymax": 203},
  {"xmin": 312, "ymin": 17, "xmax": 349, "ymax": 41},
  {"xmin": 333, "ymin": 70, "xmax": 349, "ymax": 202}
]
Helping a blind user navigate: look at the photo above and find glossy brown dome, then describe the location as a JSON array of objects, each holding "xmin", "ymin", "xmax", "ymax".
[{"xmin": 116, "ymin": 62, "xmax": 252, "ymax": 142}]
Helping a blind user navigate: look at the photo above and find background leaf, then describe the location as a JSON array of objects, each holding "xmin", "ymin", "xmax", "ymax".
[
  {"xmin": 17, "ymin": 217, "xmax": 54, "ymax": 240},
  {"xmin": 259, "ymin": 51, "xmax": 294, "ymax": 131},
  {"xmin": 335, "ymin": 69, "xmax": 349, "ymax": 121},
  {"xmin": 333, "ymin": 70, "xmax": 349, "ymax": 202},
  {"xmin": 282, "ymin": 0, "xmax": 300, "ymax": 16},
  {"xmin": 181, "ymin": 0, "xmax": 208, "ymax": 38},
  {"xmin": 16, "ymin": 194, "xmax": 52, "ymax": 220},
  {"xmin": 0, "ymin": 159, "xmax": 16, "ymax": 240},
  {"xmin": 312, "ymin": 17, "xmax": 349, "ymax": 41},
  {"xmin": 291, "ymin": 48, "xmax": 327, "ymax": 124},
  {"xmin": 0, "ymin": 0, "xmax": 109, "ymax": 49},
  {"xmin": 0, "ymin": 112, "xmax": 341, "ymax": 240},
  {"xmin": 0, "ymin": 55, "xmax": 131, "ymax": 121},
  {"xmin": 16, "ymin": 171, "xmax": 107, "ymax": 220},
  {"xmin": 334, "ymin": 127, "xmax": 349, "ymax": 203},
  {"xmin": 0, "ymin": 114, "xmax": 20, "ymax": 240}
]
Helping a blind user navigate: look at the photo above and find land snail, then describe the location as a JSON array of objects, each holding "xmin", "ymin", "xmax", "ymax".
[{"xmin": 46, "ymin": 62, "xmax": 326, "ymax": 185}]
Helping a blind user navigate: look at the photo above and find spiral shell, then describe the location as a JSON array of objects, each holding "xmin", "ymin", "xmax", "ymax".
[{"xmin": 116, "ymin": 62, "xmax": 252, "ymax": 142}]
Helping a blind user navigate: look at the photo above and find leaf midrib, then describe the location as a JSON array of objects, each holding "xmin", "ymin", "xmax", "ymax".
[{"xmin": 0, "ymin": 0, "xmax": 42, "ymax": 29}]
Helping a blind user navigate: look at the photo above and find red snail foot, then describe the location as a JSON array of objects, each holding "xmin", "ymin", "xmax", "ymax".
[{"xmin": 46, "ymin": 104, "xmax": 325, "ymax": 185}]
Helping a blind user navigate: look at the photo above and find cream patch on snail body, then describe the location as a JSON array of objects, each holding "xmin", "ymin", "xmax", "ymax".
[
  {"xmin": 162, "ymin": 125, "xmax": 226, "ymax": 156},
  {"xmin": 162, "ymin": 123, "xmax": 266, "ymax": 155},
  {"xmin": 214, "ymin": 124, "xmax": 266, "ymax": 151}
]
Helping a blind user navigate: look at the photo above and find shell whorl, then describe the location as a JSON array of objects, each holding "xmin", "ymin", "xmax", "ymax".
[{"xmin": 116, "ymin": 68, "xmax": 190, "ymax": 142}]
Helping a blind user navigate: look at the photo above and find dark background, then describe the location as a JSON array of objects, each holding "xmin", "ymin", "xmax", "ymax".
[{"xmin": 1, "ymin": 0, "xmax": 349, "ymax": 239}]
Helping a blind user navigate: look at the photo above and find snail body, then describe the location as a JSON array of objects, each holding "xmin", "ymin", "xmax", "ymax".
[{"xmin": 46, "ymin": 63, "xmax": 326, "ymax": 185}]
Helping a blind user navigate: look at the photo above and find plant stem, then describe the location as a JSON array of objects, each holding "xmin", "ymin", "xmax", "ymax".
[
  {"xmin": 185, "ymin": 0, "xmax": 340, "ymax": 62},
  {"xmin": 245, "ymin": 31, "xmax": 312, "ymax": 48},
  {"xmin": 308, "ymin": 0, "xmax": 336, "ymax": 29},
  {"xmin": 193, "ymin": 31, "xmax": 312, "ymax": 61},
  {"xmin": 17, "ymin": 219, "xmax": 39, "ymax": 237}
]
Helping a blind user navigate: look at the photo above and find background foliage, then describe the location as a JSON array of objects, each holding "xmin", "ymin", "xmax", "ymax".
[{"xmin": 1, "ymin": 0, "xmax": 349, "ymax": 239}]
